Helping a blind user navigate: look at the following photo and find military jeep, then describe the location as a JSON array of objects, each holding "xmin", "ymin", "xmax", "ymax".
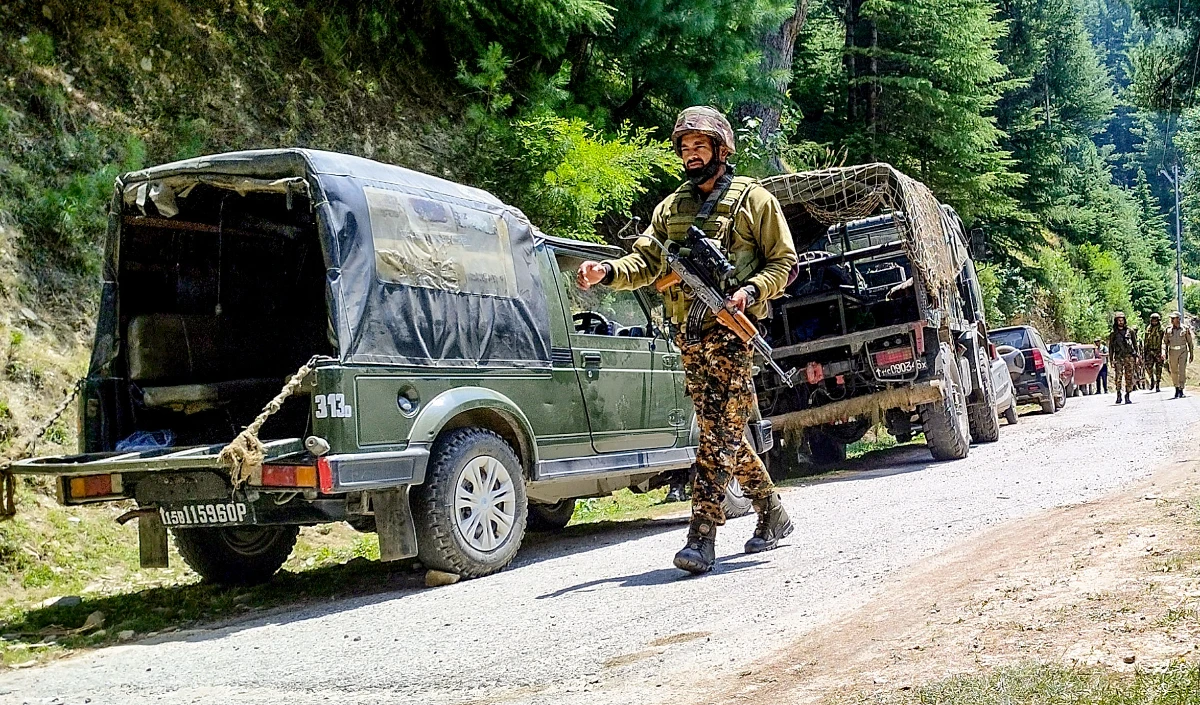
[{"xmin": 13, "ymin": 149, "xmax": 756, "ymax": 585}]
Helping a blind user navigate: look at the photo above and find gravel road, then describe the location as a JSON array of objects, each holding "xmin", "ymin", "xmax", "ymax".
[{"xmin": 3, "ymin": 391, "xmax": 1199, "ymax": 705}]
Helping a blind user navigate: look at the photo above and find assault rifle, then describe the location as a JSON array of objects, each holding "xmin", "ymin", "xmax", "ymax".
[{"xmin": 652, "ymin": 225, "xmax": 798, "ymax": 387}]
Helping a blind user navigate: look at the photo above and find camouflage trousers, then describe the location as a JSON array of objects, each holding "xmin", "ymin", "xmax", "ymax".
[
  {"xmin": 678, "ymin": 326, "xmax": 776, "ymax": 525},
  {"xmin": 1111, "ymin": 357, "xmax": 1137, "ymax": 395},
  {"xmin": 1145, "ymin": 354, "xmax": 1164, "ymax": 388}
]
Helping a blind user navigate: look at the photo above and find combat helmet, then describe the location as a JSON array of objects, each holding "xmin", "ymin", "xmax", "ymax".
[
  {"xmin": 1171, "ymin": 311, "xmax": 1182, "ymax": 319},
  {"xmin": 1113, "ymin": 311, "xmax": 1126, "ymax": 321},
  {"xmin": 671, "ymin": 106, "xmax": 736, "ymax": 156}
]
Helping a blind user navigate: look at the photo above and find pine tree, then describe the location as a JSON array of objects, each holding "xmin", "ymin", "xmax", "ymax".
[
  {"xmin": 840, "ymin": 0, "xmax": 1022, "ymax": 222},
  {"xmin": 572, "ymin": 0, "xmax": 796, "ymax": 129}
]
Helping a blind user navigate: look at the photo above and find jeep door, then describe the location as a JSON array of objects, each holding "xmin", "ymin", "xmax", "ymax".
[{"xmin": 553, "ymin": 250, "xmax": 678, "ymax": 452}]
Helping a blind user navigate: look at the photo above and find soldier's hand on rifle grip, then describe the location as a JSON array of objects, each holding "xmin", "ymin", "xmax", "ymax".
[
  {"xmin": 729, "ymin": 287, "xmax": 752, "ymax": 314},
  {"xmin": 577, "ymin": 261, "xmax": 608, "ymax": 290}
]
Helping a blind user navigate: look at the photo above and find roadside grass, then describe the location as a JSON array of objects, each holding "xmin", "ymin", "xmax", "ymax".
[
  {"xmin": 569, "ymin": 486, "xmax": 683, "ymax": 525},
  {"xmin": 848, "ymin": 661, "xmax": 1200, "ymax": 704}
]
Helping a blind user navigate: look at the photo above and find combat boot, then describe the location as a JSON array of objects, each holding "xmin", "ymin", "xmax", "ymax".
[
  {"xmin": 1125, "ymin": 392, "xmax": 1132, "ymax": 404},
  {"xmin": 673, "ymin": 518, "xmax": 716, "ymax": 574},
  {"xmin": 1116, "ymin": 392, "xmax": 1124, "ymax": 404},
  {"xmin": 745, "ymin": 493, "xmax": 794, "ymax": 554}
]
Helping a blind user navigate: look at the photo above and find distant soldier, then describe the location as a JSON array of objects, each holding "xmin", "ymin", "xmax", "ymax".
[
  {"xmin": 1165, "ymin": 311, "xmax": 1194, "ymax": 398},
  {"xmin": 1143, "ymin": 313, "xmax": 1166, "ymax": 393},
  {"xmin": 1130, "ymin": 326, "xmax": 1145, "ymax": 390},
  {"xmin": 1093, "ymin": 337, "xmax": 1108, "ymax": 394},
  {"xmin": 1108, "ymin": 311, "xmax": 1138, "ymax": 404}
]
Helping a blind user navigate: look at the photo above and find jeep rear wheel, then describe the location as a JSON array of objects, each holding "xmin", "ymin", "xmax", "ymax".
[
  {"xmin": 413, "ymin": 428, "xmax": 528, "ymax": 578},
  {"xmin": 172, "ymin": 525, "xmax": 299, "ymax": 586},
  {"xmin": 921, "ymin": 345, "xmax": 970, "ymax": 461}
]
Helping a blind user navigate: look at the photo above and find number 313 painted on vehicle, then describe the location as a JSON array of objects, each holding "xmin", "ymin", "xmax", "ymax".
[{"xmin": 315, "ymin": 393, "xmax": 353, "ymax": 419}]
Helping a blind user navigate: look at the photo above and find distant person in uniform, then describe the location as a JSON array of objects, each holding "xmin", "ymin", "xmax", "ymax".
[
  {"xmin": 1143, "ymin": 313, "xmax": 1166, "ymax": 393},
  {"xmin": 1108, "ymin": 312, "xmax": 1138, "ymax": 405},
  {"xmin": 1165, "ymin": 311, "xmax": 1194, "ymax": 398},
  {"xmin": 1094, "ymin": 337, "xmax": 1108, "ymax": 394}
]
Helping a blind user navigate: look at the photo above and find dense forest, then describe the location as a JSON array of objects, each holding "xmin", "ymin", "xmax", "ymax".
[{"xmin": 1, "ymin": 0, "xmax": 1199, "ymax": 343}]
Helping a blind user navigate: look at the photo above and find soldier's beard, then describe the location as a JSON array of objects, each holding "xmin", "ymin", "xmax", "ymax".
[{"xmin": 685, "ymin": 156, "xmax": 723, "ymax": 186}]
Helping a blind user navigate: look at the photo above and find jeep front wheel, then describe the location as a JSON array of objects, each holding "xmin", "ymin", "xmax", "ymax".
[
  {"xmin": 413, "ymin": 428, "xmax": 528, "ymax": 578},
  {"xmin": 172, "ymin": 525, "xmax": 299, "ymax": 586},
  {"xmin": 528, "ymin": 499, "xmax": 576, "ymax": 531}
]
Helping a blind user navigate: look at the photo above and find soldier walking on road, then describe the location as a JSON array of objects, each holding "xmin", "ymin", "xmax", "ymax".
[
  {"xmin": 1165, "ymin": 311, "xmax": 1194, "ymax": 398},
  {"xmin": 1108, "ymin": 312, "xmax": 1138, "ymax": 405},
  {"xmin": 1094, "ymin": 337, "xmax": 1108, "ymax": 394},
  {"xmin": 1143, "ymin": 313, "xmax": 1166, "ymax": 393},
  {"xmin": 576, "ymin": 106, "xmax": 799, "ymax": 574}
]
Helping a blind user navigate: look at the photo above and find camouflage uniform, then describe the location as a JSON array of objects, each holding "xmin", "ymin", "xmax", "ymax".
[
  {"xmin": 677, "ymin": 327, "xmax": 776, "ymax": 524},
  {"xmin": 587, "ymin": 106, "xmax": 798, "ymax": 572},
  {"xmin": 1108, "ymin": 321, "xmax": 1138, "ymax": 397},
  {"xmin": 1143, "ymin": 320, "xmax": 1165, "ymax": 391}
]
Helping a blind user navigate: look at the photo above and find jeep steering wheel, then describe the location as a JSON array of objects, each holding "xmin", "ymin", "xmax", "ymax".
[{"xmin": 573, "ymin": 311, "xmax": 613, "ymax": 335}]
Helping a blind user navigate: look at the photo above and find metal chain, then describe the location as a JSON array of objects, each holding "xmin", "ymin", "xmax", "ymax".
[{"xmin": 1, "ymin": 378, "xmax": 84, "ymax": 521}]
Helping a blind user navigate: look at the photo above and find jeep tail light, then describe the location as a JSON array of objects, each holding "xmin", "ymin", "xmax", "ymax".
[
  {"xmin": 989, "ymin": 342, "xmax": 998, "ymax": 359},
  {"xmin": 68, "ymin": 473, "xmax": 122, "ymax": 499},
  {"xmin": 873, "ymin": 348, "xmax": 914, "ymax": 367},
  {"xmin": 1031, "ymin": 348, "xmax": 1045, "ymax": 371},
  {"xmin": 261, "ymin": 464, "xmax": 318, "ymax": 488},
  {"xmin": 913, "ymin": 324, "xmax": 926, "ymax": 355},
  {"xmin": 805, "ymin": 361, "xmax": 824, "ymax": 385},
  {"xmin": 317, "ymin": 457, "xmax": 334, "ymax": 493}
]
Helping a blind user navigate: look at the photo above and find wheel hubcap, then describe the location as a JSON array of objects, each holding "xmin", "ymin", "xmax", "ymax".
[{"xmin": 454, "ymin": 455, "xmax": 517, "ymax": 553}]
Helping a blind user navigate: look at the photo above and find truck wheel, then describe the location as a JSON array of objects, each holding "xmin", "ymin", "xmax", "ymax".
[
  {"xmin": 921, "ymin": 346, "xmax": 970, "ymax": 461},
  {"xmin": 172, "ymin": 525, "xmax": 299, "ymax": 586},
  {"xmin": 1040, "ymin": 392, "xmax": 1057, "ymax": 415},
  {"xmin": 1004, "ymin": 403, "xmax": 1019, "ymax": 425},
  {"xmin": 413, "ymin": 428, "xmax": 527, "ymax": 579},
  {"xmin": 967, "ymin": 348, "xmax": 1001, "ymax": 443},
  {"xmin": 528, "ymin": 499, "xmax": 576, "ymax": 531},
  {"xmin": 722, "ymin": 478, "xmax": 753, "ymax": 518}
]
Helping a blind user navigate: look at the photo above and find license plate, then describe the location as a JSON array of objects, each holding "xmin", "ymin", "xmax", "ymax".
[{"xmin": 158, "ymin": 501, "xmax": 254, "ymax": 528}]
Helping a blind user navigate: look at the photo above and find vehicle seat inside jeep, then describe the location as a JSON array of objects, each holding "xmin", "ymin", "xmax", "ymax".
[{"xmin": 126, "ymin": 313, "xmax": 327, "ymax": 413}]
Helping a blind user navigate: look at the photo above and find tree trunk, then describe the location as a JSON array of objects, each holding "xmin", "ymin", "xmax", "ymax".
[{"xmin": 735, "ymin": 1, "xmax": 810, "ymax": 174}]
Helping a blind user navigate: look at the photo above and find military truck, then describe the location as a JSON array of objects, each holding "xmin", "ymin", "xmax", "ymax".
[
  {"xmin": 751, "ymin": 164, "xmax": 1002, "ymax": 467},
  {"xmin": 11, "ymin": 149, "xmax": 760, "ymax": 585}
]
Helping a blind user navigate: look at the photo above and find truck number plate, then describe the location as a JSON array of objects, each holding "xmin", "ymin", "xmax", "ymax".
[
  {"xmin": 876, "ymin": 358, "xmax": 928, "ymax": 378},
  {"xmin": 158, "ymin": 501, "xmax": 253, "ymax": 528}
]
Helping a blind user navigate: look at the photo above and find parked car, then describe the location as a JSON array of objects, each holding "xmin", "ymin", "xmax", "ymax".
[
  {"xmin": 988, "ymin": 342, "xmax": 1019, "ymax": 425},
  {"xmin": 1048, "ymin": 344, "xmax": 1077, "ymax": 397},
  {"xmin": 988, "ymin": 325, "xmax": 1066, "ymax": 414},
  {"xmin": 10, "ymin": 148, "xmax": 761, "ymax": 586},
  {"xmin": 1052, "ymin": 342, "xmax": 1102, "ymax": 395}
]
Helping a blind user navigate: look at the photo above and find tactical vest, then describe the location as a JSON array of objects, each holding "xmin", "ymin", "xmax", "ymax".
[{"xmin": 659, "ymin": 177, "xmax": 764, "ymax": 327}]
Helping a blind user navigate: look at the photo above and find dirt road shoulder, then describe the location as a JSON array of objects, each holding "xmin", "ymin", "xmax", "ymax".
[{"xmin": 705, "ymin": 435, "xmax": 1200, "ymax": 704}]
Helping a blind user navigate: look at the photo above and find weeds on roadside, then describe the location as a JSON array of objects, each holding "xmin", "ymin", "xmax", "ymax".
[{"xmin": 849, "ymin": 661, "xmax": 1200, "ymax": 704}]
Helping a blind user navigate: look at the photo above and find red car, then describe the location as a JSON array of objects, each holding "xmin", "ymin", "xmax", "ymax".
[
  {"xmin": 1050, "ymin": 342, "xmax": 1100, "ymax": 396},
  {"xmin": 1066, "ymin": 343, "xmax": 1102, "ymax": 394}
]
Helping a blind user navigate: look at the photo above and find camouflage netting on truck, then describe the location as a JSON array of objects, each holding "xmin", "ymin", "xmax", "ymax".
[{"xmin": 761, "ymin": 163, "xmax": 966, "ymax": 310}]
